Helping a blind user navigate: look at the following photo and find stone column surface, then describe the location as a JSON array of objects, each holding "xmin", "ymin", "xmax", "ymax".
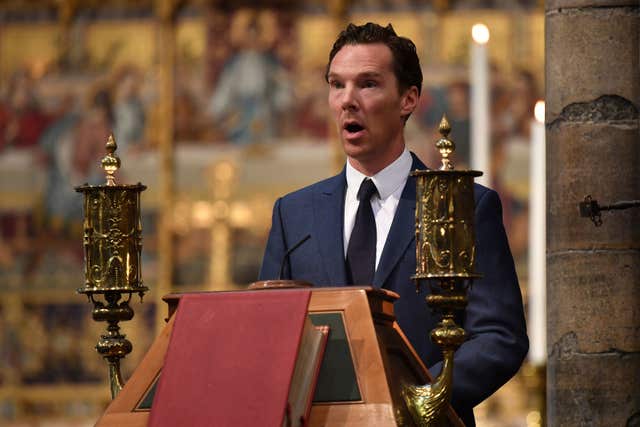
[{"xmin": 546, "ymin": 2, "xmax": 639, "ymax": 426}]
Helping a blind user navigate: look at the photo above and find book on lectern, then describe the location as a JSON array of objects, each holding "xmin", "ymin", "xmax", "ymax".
[{"xmin": 148, "ymin": 290, "xmax": 328, "ymax": 427}]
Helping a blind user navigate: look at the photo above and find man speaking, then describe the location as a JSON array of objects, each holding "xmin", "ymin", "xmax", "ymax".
[{"xmin": 259, "ymin": 22, "xmax": 528, "ymax": 426}]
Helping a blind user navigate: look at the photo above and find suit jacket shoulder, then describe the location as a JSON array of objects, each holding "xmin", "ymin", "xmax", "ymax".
[{"xmin": 277, "ymin": 171, "xmax": 345, "ymax": 209}]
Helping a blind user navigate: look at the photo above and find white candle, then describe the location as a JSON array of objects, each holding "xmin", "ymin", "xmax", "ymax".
[
  {"xmin": 470, "ymin": 23, "xmax": 490, "ymax": 187},
  {"xmin": 528, "ymin": 100, "xmax": 546, "ymax": 366}
]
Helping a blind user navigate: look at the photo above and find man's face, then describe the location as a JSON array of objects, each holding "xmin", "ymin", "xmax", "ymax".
[{"xmin": 327, "ymin": 43, "xmax": 418, "ymax": 174}]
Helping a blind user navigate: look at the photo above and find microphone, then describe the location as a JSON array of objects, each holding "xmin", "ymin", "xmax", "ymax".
[{"xmin": 278, "ymin": 234, "xmax": 311, "ymax": 280}]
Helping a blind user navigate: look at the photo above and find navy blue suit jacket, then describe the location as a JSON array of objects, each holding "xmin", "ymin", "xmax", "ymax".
[{"xmin": 259, "ymin": 153, "xmax": 528, "ymax": 426}]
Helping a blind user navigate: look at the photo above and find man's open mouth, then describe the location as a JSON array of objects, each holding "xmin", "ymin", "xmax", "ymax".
[{"xmin": 344, "ymin": 123, "xmax": 364, "ymax": 133}]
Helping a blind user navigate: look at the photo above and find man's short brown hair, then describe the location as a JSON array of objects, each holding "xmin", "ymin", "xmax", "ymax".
[{"xmin": 326, "ymin": 22, "xmax": 423, "ymax": 96}]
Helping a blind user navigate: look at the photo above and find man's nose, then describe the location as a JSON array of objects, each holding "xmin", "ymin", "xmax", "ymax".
[{"xmin": 341, "ymin": 85, "xmax": 358, "ymax": 111}]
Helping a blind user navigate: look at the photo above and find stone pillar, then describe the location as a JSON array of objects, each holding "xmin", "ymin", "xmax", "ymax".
[{"xmin": 546, "ymin": 2, "xmax": 640, "ymax": 426}]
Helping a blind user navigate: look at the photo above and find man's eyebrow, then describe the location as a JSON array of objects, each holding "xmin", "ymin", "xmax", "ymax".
[
  {"xmin": 358, "ymin": 71, "xmax": 384, "ymax": 79},
  {"xmin": 327, "ymin": 71, "xmax": 384, "ymax": 80}
]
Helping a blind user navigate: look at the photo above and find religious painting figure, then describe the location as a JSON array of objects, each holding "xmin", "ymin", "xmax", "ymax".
[
  {"xmin": 40, "ymin": 87, "xmax": 112, "ymax": 231},
  {"xmin": 0, "ymin": 71, "xmax": 52, "ymax": 151},
  {"xmin": 112, "ymin": 65, "xmax": 147, "ymax": 155},
  {"xmin": 0, "ymin": 71, "xmax": 54, "ymax": 283},
  {"xmin": 207, "ymin": 9, "xmax": 293, "ymax": 145}
]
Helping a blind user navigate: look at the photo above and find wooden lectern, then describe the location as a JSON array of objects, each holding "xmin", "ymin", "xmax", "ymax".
[{"xmin": 96, "ymin": 287, "xmax": 463, "ymax": 426}]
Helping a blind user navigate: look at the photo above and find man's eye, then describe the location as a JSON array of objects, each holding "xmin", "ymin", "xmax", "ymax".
[
  {"xmin": 363, "ymin": 80, "xmax": 378, "ymax": 88},
  {"xmin": 329, "ymin": 81, "xmax": 344, "ymax": 89}
]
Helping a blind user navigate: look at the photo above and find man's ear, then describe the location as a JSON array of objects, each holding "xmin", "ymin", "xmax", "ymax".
[{"xmin": 400, "ymin": 86, "xmax": 419, "ymax": 117}]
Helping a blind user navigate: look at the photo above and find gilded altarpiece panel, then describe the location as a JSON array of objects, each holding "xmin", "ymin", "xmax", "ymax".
[
  {"xmin": 170, "ymin": 7, "xmax": 335, "ymax": 291},
  {"xmin": 0, "ymin": 11, "xmax": 160, "ymax": 423}
]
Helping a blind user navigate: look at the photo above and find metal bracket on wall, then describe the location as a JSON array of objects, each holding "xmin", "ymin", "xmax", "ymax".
[{"xmin": 579, "ymin": 195, "xmax": 640, "ymax": 227}]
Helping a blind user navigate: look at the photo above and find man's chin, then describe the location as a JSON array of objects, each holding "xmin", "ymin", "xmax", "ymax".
[{"xmin": 342, "ymin": 141, "xmax": 369, "ymax": 160}]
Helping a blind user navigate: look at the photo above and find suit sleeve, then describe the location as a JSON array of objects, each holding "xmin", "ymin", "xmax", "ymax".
[
  {"xmin": 429, "ymin": 189, "xmax": 529, "ymax": 410},
  {"xmin": 258, "ymin": 197, "xmax": 288, "ymax": 280}
]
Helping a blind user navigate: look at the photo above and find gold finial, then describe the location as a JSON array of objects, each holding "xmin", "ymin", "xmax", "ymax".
[
  {"xmin": 101, "ymin": 135, "xmax": 121, "ymax": 186},
  {"xmin": 435, "ymin": 114, "xmax": 455, "ymax": 171}
]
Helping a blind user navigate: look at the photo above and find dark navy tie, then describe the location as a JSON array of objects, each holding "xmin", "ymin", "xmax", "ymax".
[{"xmin": 346, "ymin": 178, "xmax": 378, "ymax": 285}]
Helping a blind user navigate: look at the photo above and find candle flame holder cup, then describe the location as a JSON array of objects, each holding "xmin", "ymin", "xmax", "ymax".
[
  {"xmin": 401, "ymin": 116, "xmax": 482, "ymax": 426},
  {"xmin": 75, "ymin": 135, "xmax": 147, "ymax": 399}
]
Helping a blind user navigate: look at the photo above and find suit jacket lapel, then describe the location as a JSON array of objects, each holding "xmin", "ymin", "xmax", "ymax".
[
  {"xmin": 373, "ymin": 153, "xmax": 426, "ymax": 288},
  {"xmin": 313, "ymin": 171, "xmax": 348, "ymax": 284}
]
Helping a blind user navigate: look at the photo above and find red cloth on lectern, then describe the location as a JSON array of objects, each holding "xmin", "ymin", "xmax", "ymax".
[{"xmin": 148, "ymin": 290, "xmax": 312, "ymax": 427}]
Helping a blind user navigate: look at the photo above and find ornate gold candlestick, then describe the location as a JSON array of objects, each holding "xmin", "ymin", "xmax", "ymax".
[
  {"xmin": 75, "ymin": 135, "xmax": 147, "ymax": 399},
  {"xmin": 402, "ymin": 116, "xmax": 482, "ymax": 426}
]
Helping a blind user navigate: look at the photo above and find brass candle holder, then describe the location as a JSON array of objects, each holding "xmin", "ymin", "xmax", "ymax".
[
  {"xmin": 402, "ymin": 116, "xmax": 482, "ymax": 426},
  {"xmin": 75, "ymin": 135, "xmax": 147, "ymax": 399}
]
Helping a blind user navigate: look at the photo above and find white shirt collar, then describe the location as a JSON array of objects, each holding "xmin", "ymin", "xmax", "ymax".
[{"xmin": 345, "ymin": 148, "xmax": 412, "ymax": 200}]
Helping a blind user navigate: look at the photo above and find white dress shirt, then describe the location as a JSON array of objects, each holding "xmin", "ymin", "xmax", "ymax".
[{"xmin": 344, "ymin": 148, "xmax": 412, "ymax": 269}]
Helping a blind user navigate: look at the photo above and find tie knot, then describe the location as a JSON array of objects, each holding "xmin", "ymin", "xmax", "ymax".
[{"xmin": 357, "ymin": 178, "xmax": 378, "ymax": 202}]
